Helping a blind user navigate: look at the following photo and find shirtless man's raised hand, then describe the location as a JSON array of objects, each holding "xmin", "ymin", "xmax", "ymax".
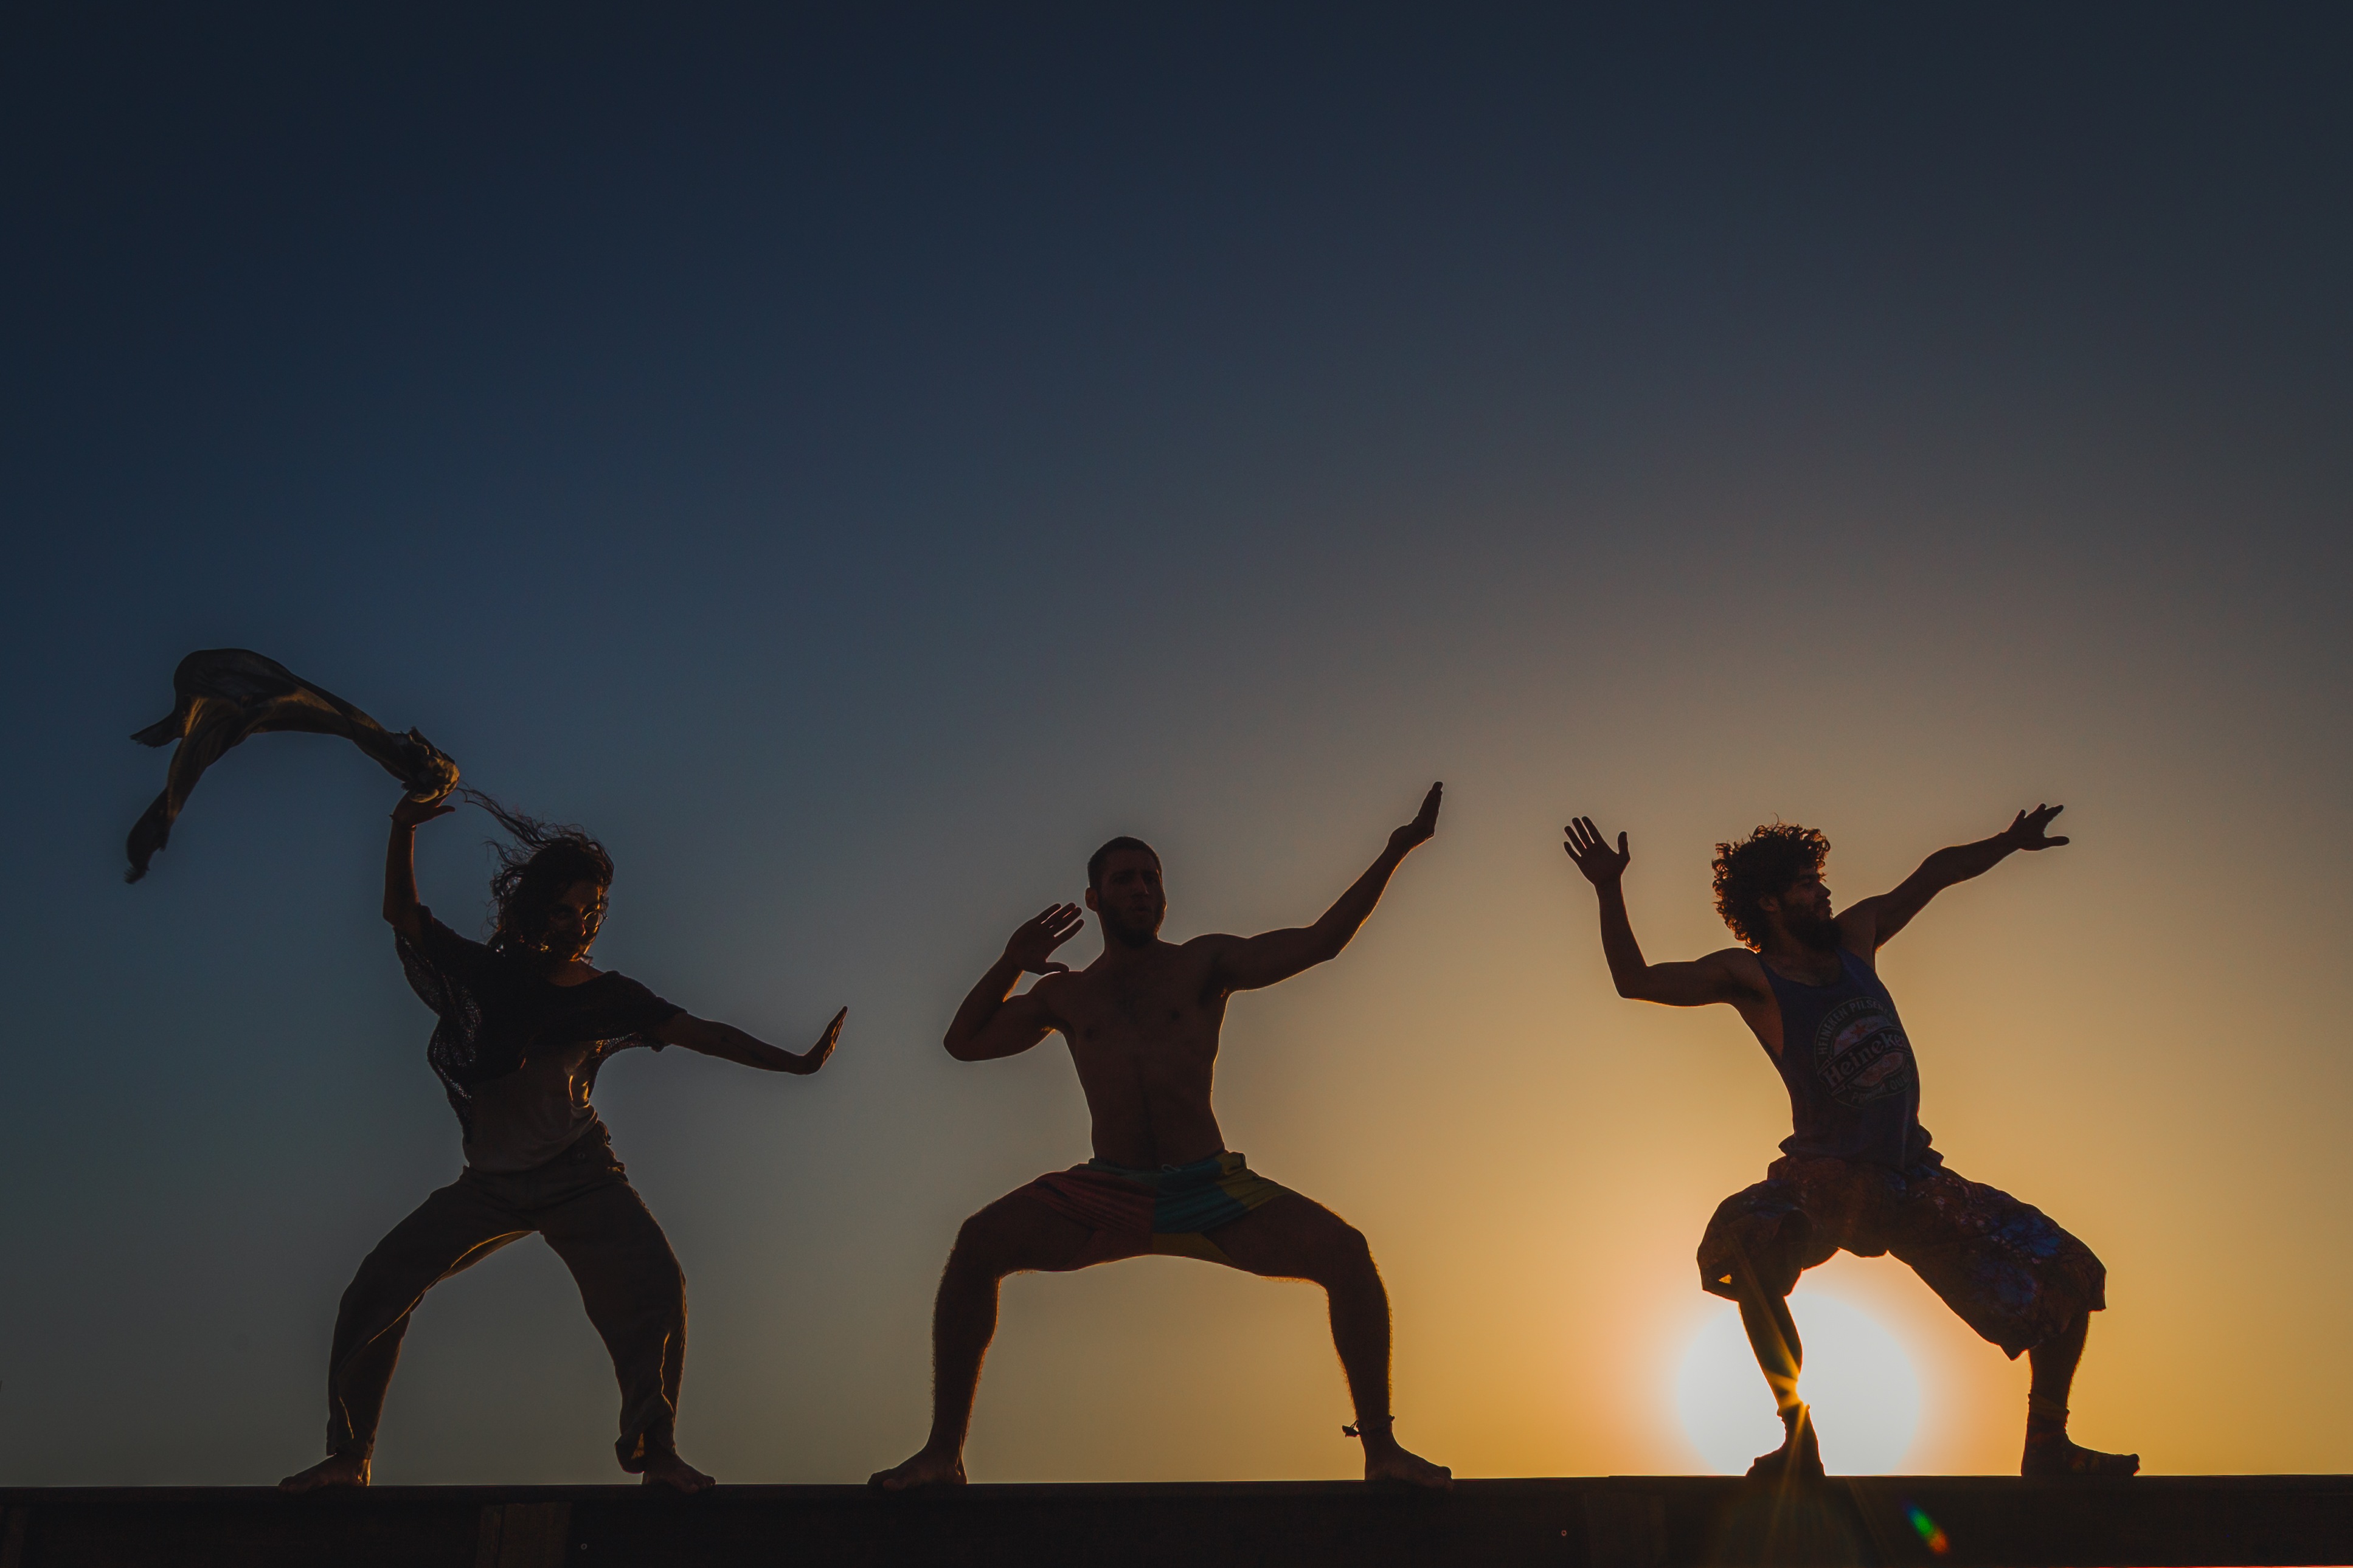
[{"xmin": 870, "ymin": 783, "xmax": 1451, "ymax": 1492}]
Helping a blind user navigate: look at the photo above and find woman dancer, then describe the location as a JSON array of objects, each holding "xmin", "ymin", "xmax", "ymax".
[{"xmin": 280, "ymin": 791, "xmax": 844, "ymax": 1493}]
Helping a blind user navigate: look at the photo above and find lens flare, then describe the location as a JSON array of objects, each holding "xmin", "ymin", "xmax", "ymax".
[
  {"xmin": 1905, "ymin": 1502, "xmax": 1950, "ymax": 1555},
  {"xmin": 1674, "ymin": 1291, "xmax": 1922, "ymax": 1474}
]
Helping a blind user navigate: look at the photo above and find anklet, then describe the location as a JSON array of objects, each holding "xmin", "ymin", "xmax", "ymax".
[{"xmin": 1342, "ymin": 1416, "xmax": 1396, "ymax": 1439}]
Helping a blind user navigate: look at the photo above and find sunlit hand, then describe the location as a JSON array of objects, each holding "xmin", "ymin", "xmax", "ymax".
[
  {"xmin": 391, "ymin": 793, "xmax": 457, "ymax": 829},
  {"xmin": 1387, "ymin": 782, "xmax": 1443, "ymax": 855},
  {"xmin": 1005, "ymin": 904, "xmax": 1084, "ymax": 975},
  {"xmin": 2000, "ymin": 804, "xmax": 2070, "ymax": 851},
  {"xmin": 1564, "ymin": 817, "xmax": 1630, "ymax": 886},
  {"xmin": 794, "ymin": 1007, "xmax": 847, "ymax": 1074}
]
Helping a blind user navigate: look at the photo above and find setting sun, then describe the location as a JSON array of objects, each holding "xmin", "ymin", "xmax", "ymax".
[{"xmin": 1675, "ymin": 1291, "xmax": 1924, "ymax": 1474}]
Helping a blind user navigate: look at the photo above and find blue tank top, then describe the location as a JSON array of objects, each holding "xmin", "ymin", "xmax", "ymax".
[{"xmin": 1759, "ymin": 948, "xmax": 1937, "ymax": 1170}]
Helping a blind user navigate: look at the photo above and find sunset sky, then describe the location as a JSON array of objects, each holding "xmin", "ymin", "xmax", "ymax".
[{"xmin": 3, "ymin": 5, "xmax": 2349, "ymax": 1485}]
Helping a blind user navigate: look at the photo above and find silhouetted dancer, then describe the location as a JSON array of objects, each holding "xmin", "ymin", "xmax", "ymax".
[
  {"xmin": 1563, "ymin": 807, "xmax": 2136, "ymax": 1480},
  {"xmin": 279, "ymin": 791, "xmax": 846, "ymax": 1496},
  {"xmin": 870, "ymin": 785, "xmax": 1454, "ymax": 1491}
]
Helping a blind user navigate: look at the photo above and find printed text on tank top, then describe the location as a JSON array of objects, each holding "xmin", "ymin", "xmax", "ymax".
[
  {"xmin": 1753, "ymin": 947, "xmax": 1932, "ymax": 1169},
  {"xmin": 1762, "ymin": 953, "xmax": 1916, "ymax": 1104}
]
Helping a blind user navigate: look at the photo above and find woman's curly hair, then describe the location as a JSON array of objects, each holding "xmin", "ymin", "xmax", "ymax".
[
  {"xmin": 1712, "ymin": 823, "xmax": 1831, "ymax": 950},
  {"xmin": 462, "ymin": 791, "xmax": 614, "ymax": 958}
]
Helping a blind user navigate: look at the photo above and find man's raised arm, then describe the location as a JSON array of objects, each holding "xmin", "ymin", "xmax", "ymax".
[
  {"xmin": 1847, "ymin": 804, "xmax": 2070, "ymax": 950},
  {"xmin": 1562, "ymin": 817, "xmax": 1748, "ymax": 1007},
  {"xmin": 1210, "ymin": 782, "xmax": 1441, "ymax": 993},
  {"xmin": 943, "ymin": 903, "xmax": 1085, "ymax": 1060}
]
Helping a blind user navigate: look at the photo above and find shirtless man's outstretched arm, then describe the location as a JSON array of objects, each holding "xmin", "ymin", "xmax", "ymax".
[{"xmin": 1204, "ymin": 781, "xmax": 1441, "ymax": 991}]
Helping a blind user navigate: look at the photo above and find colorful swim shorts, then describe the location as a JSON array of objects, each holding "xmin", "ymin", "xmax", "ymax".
[
  {"xmin": 1012, "ymin": 1150, "xmax": 1292, "ymax": 1269},
  {"xmin": 1696, "ymin": 1154, "xmax": 2107, "ymax": 1358}
]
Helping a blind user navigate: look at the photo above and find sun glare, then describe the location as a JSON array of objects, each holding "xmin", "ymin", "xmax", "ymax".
[{"xmin": 1674, "ymin": 1291, "xmax": 1922, "ymax": 1474}]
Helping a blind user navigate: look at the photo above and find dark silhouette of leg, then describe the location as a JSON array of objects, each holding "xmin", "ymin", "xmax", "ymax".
[
  {"xmin": 1206, "ymin": 1193, "xmax": 1450, "ymax": 1489},
  {"xmin": 870, "ymin": 1193, "xmax": 1093, "ymax": 1490},
  {"xmin": 1729, "ymin": 1246, "xmax": 1821, "ymax": 1482},
  {"xmin": 538, "ymin": 1176, "xmax": 705, "ymax": 1492},
  {"xmin": 2022, "ymin": 1313, "xmax": 2139, "ymax": 1476},
  {"xmin": 280, "ymin": 1181, "xmax": 524, "ymax": 1492},
  {"xmin": 1876, "ymin": 1164, "xmax": 2132, "ymax": 1477}
]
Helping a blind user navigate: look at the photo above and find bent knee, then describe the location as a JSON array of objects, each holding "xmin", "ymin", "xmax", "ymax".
[
  {"xmin": 948, "ymin": 1214, "xmax": 1022, "ymax": 1278},
  {"xmin": 1305, "ymin": 1223, "xmax": 1376, "ymax": 1285}
]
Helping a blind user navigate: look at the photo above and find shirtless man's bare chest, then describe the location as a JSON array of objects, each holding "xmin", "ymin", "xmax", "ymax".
[
  {"xmin": 937, "ymin": 787, "xmax": 1445, "ymax": 1173},
  {"xmin": 1038, "ymin": 942, "xmax": 1232, "ymax": 1169}
]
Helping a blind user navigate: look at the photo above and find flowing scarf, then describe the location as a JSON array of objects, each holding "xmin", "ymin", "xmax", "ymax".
[{"xmin": 125, "ymin": 648, "xmax": 460, "ymax": 882}]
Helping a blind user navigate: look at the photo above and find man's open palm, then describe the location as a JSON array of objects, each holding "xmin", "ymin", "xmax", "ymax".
[
  {"xmin": 1389, "ymin": 782, "xmax": 1443, "ymax": 854},
  {"xmin": 1006, "ymin": 903, "xmax": 1084, "ymax": 974},
  {"xmin": 2005, "ymin": 803, "xmax": 2070, "ymax": 851},
  {"xmin": 1564, "ymin": 817, "xmax": 1630, "ymax": 885}
]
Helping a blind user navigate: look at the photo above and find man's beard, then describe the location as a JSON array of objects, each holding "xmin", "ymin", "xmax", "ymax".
[
  {"xmin": 1790, "ymin": 909, "xmax": 1843, "ymax": 953},
  {"xmin": 1100, "ymin": 906, "xmax": 1163, "ymax": 948}
]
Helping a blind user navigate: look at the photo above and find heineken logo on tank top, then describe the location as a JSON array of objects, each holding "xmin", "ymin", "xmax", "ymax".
[{"xmin": 1814, "ymin": 995, "xmax": 1916, "ymax": 1105}]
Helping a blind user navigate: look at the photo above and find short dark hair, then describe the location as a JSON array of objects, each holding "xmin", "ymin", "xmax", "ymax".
[
  {"xmin": 1711, "ymin": 823, "xmax": 1831, "ymax": 950},
  {"xmin": 1087, "ymin": 835, "xmax": 1160, "ymax": 891}
]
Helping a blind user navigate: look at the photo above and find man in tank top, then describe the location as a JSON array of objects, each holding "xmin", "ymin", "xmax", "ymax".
[{"xmin": 1562, "ymin": 806, "xmax": 2136, "ymax": 1480}]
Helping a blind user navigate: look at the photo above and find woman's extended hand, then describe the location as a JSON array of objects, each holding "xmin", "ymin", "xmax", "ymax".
[{"xmin": 795, "ymin": 1007, "xmax": 848, "ymax": 1074}]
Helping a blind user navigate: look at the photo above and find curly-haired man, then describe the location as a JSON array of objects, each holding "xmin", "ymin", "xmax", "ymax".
[{"xmin": 1562, "ymin": 806, "xmax": 2135, "ymax": 1480}]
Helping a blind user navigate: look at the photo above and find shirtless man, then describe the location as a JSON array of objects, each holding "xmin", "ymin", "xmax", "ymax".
[
  {"xmin": 1563, "ymin": 807, "xmax": 2136, "ymax": 1480},
  {"xmin": 871, "ymin": 785, "xmax": 1454, "ymax": 1490},
  {"xmin": 279, "ymin": 791, "xmax": 845, "ymax": 1495}
]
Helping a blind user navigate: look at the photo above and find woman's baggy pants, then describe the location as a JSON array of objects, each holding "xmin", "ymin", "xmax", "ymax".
[{"xmin": 321, "ymin": 1126, "xmax": 687, "ymax": 1472}]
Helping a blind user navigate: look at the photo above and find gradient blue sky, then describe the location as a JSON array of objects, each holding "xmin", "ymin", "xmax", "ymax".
[{"xmin": 3, "ymin": 5, "xmax": 2349, "ymax": 1483}]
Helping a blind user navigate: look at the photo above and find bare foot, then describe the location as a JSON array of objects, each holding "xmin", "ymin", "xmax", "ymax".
[
  {"xmin": 640, "ymin": 1451, "xmax": 716, "ymax": 1494},
  {"xmin": 2022, "ymin": 1432, "xmax": 2139, "ymax": 1477},
  {"xmin": 1344, "ymin": 1418, "xmax": 1452, "ymax": 1490},
  {"xmin": 868, "ymin": 1446, "xmax": 968, "ymax": 1491},
  {"xmin": 277, "ymin": 1453, "xmax": 369, "ymax": 1493},
  {"xmin": 1747, "ymin": 1407, "xmax": 1825, "ymax": 1485},
  {"xmin": 1364, "ymin": 1439, "xmax": 1454, "ymax": 1490}
]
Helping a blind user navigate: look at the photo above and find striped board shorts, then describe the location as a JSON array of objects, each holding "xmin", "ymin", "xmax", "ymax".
[{"xmin": 1012, "ymin": 1150, "xmax": 1292, "ymax": 1268}]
